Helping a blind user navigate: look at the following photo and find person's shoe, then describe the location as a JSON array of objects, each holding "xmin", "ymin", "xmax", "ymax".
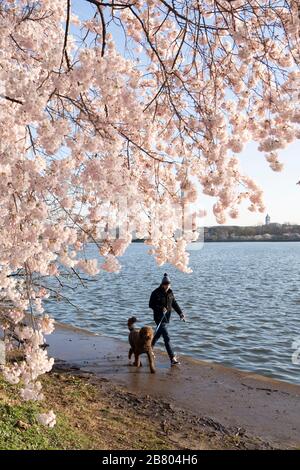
[{"xmin": 171, "ymin": 356, "xmax": 180, "ymax": 366}]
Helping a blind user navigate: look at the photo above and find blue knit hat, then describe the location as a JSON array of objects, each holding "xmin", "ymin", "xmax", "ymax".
[{"xmin": 161, "ymin": 273, "xmax": 171, "ymax": 285}]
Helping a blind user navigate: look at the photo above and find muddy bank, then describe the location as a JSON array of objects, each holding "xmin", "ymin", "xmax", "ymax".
[
  {"xmin": 47, "ymin": 321, "xmax": 300, "ymax": 449},
  {"xmin": 50, "ymin": 361, "xmax": 271, "ymax": 450}
]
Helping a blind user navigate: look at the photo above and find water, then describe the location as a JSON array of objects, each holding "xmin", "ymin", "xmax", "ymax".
[{"xmin": 45, "ymin": 242, "xmax": 300, "ymax": 385}]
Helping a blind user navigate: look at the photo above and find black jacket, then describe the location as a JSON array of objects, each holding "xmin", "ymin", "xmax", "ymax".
[{"xmin": 149, "ymin": 285, "xmax": 183, "ymax": 324}]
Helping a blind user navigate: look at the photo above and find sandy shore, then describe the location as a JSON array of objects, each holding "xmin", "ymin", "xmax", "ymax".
[{"xmin": 47, "ymin": 321, "xmax": 300, "ymax": 449}]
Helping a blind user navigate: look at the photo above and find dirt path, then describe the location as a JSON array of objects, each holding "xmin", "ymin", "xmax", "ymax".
[{"xmin": 47, "ymin": 322, "xmax": 300, "ymax": 449}]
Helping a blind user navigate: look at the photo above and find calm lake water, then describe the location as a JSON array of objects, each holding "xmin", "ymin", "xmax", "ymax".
[{"xmin": 45, "ymin": 242, "xmax": 300, "ymax": 385}]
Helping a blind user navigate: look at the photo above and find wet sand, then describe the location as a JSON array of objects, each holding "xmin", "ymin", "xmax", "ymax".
[{"xmin": 47, "ymin": 321, "xmax": 300, "ymax": 449}]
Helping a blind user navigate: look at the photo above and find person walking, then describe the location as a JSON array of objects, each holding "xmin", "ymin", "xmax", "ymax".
[{"xmin": 149, "ymin": 273, "xmax": 185, "ymax": 366}]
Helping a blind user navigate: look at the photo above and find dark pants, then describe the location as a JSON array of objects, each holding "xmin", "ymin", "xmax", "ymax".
[{"xmin": 152, "ymin": 322, "xmax": 174, "ymax": 360}]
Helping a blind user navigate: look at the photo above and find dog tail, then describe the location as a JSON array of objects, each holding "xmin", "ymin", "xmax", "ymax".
[{"xmin": 128, "ymin": 317, "xmax": 137, "ymax": 331}]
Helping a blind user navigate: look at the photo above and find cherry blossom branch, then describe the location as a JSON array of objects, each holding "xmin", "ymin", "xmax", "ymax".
[{"xmin": 60, "ymin": 0, "xmax": 71, "ymax": 71}]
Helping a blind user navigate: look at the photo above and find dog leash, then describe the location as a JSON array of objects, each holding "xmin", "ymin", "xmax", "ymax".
[
  {"xmin": 154, "ymin": 311, "xmax": 167, "ymax": 335},
  {"xmin": 154, "ymin": 311, "xmax": 186, "ymax": 336}
]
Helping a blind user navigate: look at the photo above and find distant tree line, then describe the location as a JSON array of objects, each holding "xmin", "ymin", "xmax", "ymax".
[{"xmin": 204, "ymin": 224, "xmax": 300, "ymax": 241}]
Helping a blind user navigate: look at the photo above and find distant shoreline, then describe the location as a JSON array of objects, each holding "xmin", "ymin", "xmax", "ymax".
[
  {"xmin": 203, "ymin": 238, "xmax": 300, "ymax": 243},
  {"xmin": 132, "ymin": 238, "xmax": 300, "ymax": 243},
  {"xmin": 131, "ymin": 223, "xmax": 300, "ymax": 244}
]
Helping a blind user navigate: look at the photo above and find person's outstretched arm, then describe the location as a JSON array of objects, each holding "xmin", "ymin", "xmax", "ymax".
[{"xmin": 172, "ymin": 296, "xmax": 185, "ymax": 319}]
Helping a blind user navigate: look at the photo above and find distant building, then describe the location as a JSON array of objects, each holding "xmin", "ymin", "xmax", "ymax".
[{"xmin": 265, "ymin": 214, "xmax": 271, "ymax": 225}]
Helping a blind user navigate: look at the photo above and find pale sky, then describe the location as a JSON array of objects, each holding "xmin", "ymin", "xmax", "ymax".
[
  {"xmin": 202, "ymin": 140, "xmax": 300, "ymax": 226},
  {"xmin": 73, "ymin": 0, "xmax": 300, "ymax": 227}
]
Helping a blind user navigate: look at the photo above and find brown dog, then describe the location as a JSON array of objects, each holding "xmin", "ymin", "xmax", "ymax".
[{"xmin": 128, "ymin": 317, "xmax": 155, "ymax": 373}]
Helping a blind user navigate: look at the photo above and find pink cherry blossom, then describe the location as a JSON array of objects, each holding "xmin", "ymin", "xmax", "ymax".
[{"xmin": 37, "ymin": 410, "xmax": 56, "ymax": 428}]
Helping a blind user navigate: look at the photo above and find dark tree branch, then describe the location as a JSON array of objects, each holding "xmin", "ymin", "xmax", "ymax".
[
  {"xmin": 0, "ymin": 94, "xmax": 23, "ymax": 105},
  {"xmin": 60, "ymin": 0, "xmax": 71, "ymax": 71}
]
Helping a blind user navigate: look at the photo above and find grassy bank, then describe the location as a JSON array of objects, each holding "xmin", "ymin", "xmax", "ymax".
[
  {"xmin": 0, "ymin": 361, "xmax": 273, "ymax": 450},
  {"xmin": 0, "ymin": 370, "xmax": 170, "ymax": 450}
]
